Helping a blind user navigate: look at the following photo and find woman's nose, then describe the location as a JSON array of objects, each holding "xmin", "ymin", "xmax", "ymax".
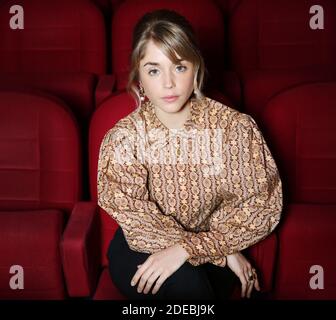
[{"xmin": 163, "ymin": 72, "xmax": 175, "ymax": 89}]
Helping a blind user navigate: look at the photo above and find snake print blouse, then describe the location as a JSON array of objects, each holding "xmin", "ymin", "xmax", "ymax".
[{"xmin": 97, "ymin": 96, "xmax": 283, "ymax": 267}]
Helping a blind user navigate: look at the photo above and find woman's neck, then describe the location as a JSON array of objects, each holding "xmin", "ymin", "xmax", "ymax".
[{"xmin": 153, "ymin": 100, "xmax": 191, "ymax": 130}]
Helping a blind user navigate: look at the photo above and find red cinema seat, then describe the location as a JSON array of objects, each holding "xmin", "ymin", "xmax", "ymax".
[
  {"xmin": 261, "ymin": 82, "xmax": 336, "ymax": 299},
  {"xmin": 0, "ymin": 0, "xmax": 110, "ymax": 202},
  {"xmin": 61, "ymin": 92, "xmax": 135, "ymax": 299},
  {"xmin": 62, "ymin": 91, "xmax": 278, "ymax": 299},
  {"xmin": 228, "ymin": 0, "xmax": 336, "ymax": 120},
  {"xmin": 0, "ymin": 91, "xmax": 81, "ymax": 299},
  {"xmin": 0, "ymin": 0, "xmax": 107, "ymax": 121},
  {"xmin": 0, "ymin": 0, "xmax": 105, "ymax": 74}
]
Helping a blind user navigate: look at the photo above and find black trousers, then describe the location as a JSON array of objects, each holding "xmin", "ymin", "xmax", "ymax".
[{"xmin": 107, "ymin": 227, "xmax": 237, "ymax": 300}]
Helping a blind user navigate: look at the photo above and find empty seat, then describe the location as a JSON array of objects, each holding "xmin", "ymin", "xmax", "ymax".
[
  {"xmin": 0, "ymin": 0, "xmax": 106, "ymax": 73},
  {"xmin": 0, "ymin": 0, "xmax": 107, "ymax": 121},
  {"xmin": 261, "ymin": 82, "xmax": 336, "ymax": 299},
  {"xmin": 228, "ymin": 0, "xmax": 336, "ymax": 118},
  {"xmin": 0, "ymin": 91, "xmax": 81, "ymax": 299}
]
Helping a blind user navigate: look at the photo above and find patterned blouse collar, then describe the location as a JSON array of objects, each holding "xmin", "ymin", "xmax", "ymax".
[{"xmin": 140, "ymin": 96, "xmax": 205, "ymax": 132}]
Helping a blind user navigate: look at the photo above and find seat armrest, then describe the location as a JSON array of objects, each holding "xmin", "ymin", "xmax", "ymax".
[{"xmin": 61, "ymin": 201, "xmax": 101, "ymax": 297}]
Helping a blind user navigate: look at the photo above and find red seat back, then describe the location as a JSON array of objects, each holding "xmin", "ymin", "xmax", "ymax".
[
  {"xmin": 262, "ymin": 82, "xmax": 336, "ymax": 204},
  {"xmin": 229, "ymin": 0, "xmax": 336, "ymax": 72},
  {"xmin": 0, "ymin": 0, "xmax": 106, "ymax": 74},
  {"xmin": 89, "ymin": 91, "xmax": 136, "ymax": 264},
  {"xmin": 0, "ymin": 91, "xmax": 81, "ymax": 213}
]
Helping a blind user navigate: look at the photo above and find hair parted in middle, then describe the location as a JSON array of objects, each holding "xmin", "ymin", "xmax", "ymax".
[{"xmin": 127, "ymin": 9, "xmax": 206, "ymax": 106}]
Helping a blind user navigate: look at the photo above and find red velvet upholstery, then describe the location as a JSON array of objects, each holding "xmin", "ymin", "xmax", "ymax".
[
  {"xmin": 242, "ymin": 68, "xmax": 336, "ymax": 121},
  {"xmin": 93, "ymin": 269, "xmax": 127, "ymax": 300},
  {"xmin": 228, "ymin": 0, "xmax": 336, "ymax": 119},
  {"xmin": 89, "ymin": 91, "xmax": 137, "ymax": 268},
  {"xmin": 0, "ymin": 0, "xmax": 106, "ymax": 123},
  {"xmin": 61, "ymin": 202, "xmax": 101, "ymax": 297},
  {"xmin": 263, "ymin": 82, "xmax": 336, "ymax": 204},
  {"xmin": 111, "ymin": 0, "xmax": 225, "ymax": 91},
  {"xmin": 0, "ymin": 0, "xmax": 106, "ymax": 74},
  {"xmin": 0, "ymin": 73, "xmax": 96, "ymax": 123},
  {"xmin": 275, "ymin": 204, "xmax": 336, "ymax": 299},
  {"xmin": 262, "ymin": 82, "xmax": 336, "ymax": 299},
  {"xmin": 229, "ymin": 0, "xmax": 336, "ymax": 72},
  {"xmin": 0, "ymin": 92, "xmax": 81, "ymax": 299},
  {"xmin": 0, "ymin": 210, "xmax": 65, "ymax": 299},
  {"xmin": 57, "ymin": 92, "xmax": 135, "ymax": 299}
]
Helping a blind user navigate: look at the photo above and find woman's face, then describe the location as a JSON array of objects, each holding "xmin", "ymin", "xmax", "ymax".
[{"xmin": 138, "ymin": 40, "xmax": 195, "ymax": 114}]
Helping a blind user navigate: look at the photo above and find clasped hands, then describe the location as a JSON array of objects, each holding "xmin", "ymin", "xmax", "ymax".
[
  {"xmin": 130, "ymin": 244, "xmax": 260, "ymax": 298},
  {"xmin": 130, "ymin": 243, "xmax": 189, "ymax": 295}
]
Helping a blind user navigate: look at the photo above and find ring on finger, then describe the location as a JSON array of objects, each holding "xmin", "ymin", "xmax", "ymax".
[{"xmin": 248, "ymin": 272, "xmax": 255, "ymax": 281}]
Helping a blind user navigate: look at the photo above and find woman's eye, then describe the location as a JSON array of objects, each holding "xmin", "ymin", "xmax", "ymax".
[
  {"xmin": 176, "ymin": 65, "xmax": 187, "ymax": 73},
  {"xmin": 148, "ymin": 69, "xmax": 159, "ymax": 76}
]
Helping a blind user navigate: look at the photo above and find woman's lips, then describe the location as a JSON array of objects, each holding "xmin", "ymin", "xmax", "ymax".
[{"xmin": 162, "ymin": 95, "xmax": 179, "ymax": 103}]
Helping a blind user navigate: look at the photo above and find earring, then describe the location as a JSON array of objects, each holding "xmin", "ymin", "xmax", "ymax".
[{"xmin": 139, "ymin": 85, "xmax": 145, "ymax": 102}]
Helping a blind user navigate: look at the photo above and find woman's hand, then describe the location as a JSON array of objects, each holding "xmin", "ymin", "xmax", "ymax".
[
  {"xmin": 226, "ymin": 252, "xmax": 260, "ymax": 298},
  {"xmin": 131, "ymin": 244, "xmax": 190, "ymax": 295}
]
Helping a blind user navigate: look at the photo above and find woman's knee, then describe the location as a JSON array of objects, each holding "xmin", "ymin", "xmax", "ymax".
[
  {"xmin": 107, "ymin": 229, "xmax": 152, "ymax": 299},
  {"xmin": 107, "ymin": 229, "xmax": 215, "ymax": 300},
  {"xmin": 161, "ymin": 263, "xmax": 216, "ymax": 300}
]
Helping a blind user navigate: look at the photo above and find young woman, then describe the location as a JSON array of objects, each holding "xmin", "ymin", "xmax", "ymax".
[{"xmin": 97, "ymin": 9, "xmax": 283, "ymax": 300}]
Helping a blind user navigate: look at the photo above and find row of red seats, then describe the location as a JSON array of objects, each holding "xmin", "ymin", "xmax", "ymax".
[
  {"xmin": 1, "ymin": 81, "xmax": 335, "ymax": 300},
  {"xmin": 0, "ymin": 0, "xmax": 335, "ymax": 299},
  {"xmin": 1, "ymin": 0, "xmax": 335, "ymax": 120}
]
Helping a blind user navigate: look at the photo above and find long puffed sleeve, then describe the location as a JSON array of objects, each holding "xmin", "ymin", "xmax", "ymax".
[
  {"xmin": 178, "ymin": 113, "xmax": 283, "ymax": 263},
  {"xmin": 97, "ymin": 125, "xmax": 193, "ymax": 254}
]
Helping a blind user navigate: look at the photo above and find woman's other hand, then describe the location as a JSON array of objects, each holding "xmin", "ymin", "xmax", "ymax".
[
  {"xmin": 226, "ymin": 252, "xmax": 260, "ymax": 298},
  {"xmin": 131, "ymin": 244, "xmax": 190, "ymax": 295}
]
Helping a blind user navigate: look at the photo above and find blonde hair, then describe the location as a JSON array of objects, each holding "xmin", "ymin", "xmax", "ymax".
[{"xmin": 127, "ymin": 9, "xmax": 205, "ymax": 106}]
